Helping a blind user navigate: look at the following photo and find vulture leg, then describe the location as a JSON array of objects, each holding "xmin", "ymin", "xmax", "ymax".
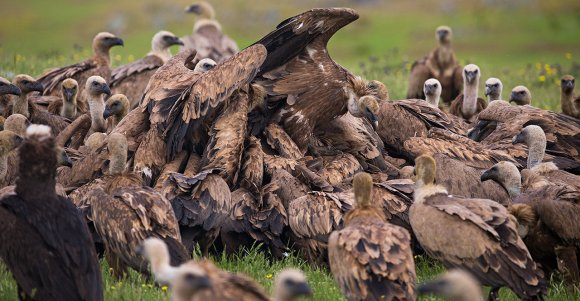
[
  {"xmin": 487, "ymin": 287, "xmax": 500, "ymax": 301},
  {"xmin": 106, "ymin": 248, "xmax": 128, "ymax": 280},
  {"xmin": 555, "ymin": 246, "xmax": 579, "ymax": 287}
]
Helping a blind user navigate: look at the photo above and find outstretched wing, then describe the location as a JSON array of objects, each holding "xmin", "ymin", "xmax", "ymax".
[
  {"xmin": 110, "ymin": 55, "xmax": 164, "ymax": 87},
  {"xmin": 37, "ymin": 60, "xmax": 95, "ymax": 95}
]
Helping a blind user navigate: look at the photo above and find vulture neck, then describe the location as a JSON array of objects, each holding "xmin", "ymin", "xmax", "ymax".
[
  {"xmin": 414, "ymin": 182, "xmax": 448, "ymax": 204},
  {"xmin": 560, "ymin": 88, "xmax": 573, "ymax": 115},
  {"xmin": 502, "ymin": 175, "xmax": 522, "ymax": 199},
  {"xmin": 93, "ymin": 46, "xmax": 111, "ymax": 67},
  {"xmin": 437, "ymin": 41, "xmax": 453, "ymax": 65},
  {"xmin": 194, "ymin": 19, "xmax": 221, "ymax": 32},
  {"xmin": 89, "ymin": 95, "xmax": 107, "ymax": 133},
  {"xmin": 0, "ymin": 153, "xmax": 7, "ymax": 181},
  {"xmin": 425, "ymin": 93, "xmax": 440, "ymax": 107},
  {"xmin": 149, "ymin": 251, "xmax": 179, "ymax": 285},
  {"xmin": 12, "ymin": 93, "xmax": 30, "ymax": 119},
  {"xmin": 488, "ymin": 90, "xmax": 501, "ymax": 102},
  {"xmin": 462, "ymin": 80, "xmax": 479, "ymax": 118},
  {"xmin": 110, "ymin": 112, "xmax": 125, "ymax": 130},
  {"xmin": 109, "ymin": 147, "xmax": 127, "ymax": 176},
  {"xmin": 526, "ymin": 137, "xmax": 546, "ymax": 169},
  {"xmin": 149, "ymin": 45, "xmax": 172, "ymax": 63},
  {"xmin": 61, "ymin": 96, "xmax": 77, "ymax": 119}
]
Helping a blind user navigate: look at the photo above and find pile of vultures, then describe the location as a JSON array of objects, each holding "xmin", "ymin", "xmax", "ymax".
[{"xmin": 0, "ymin": 2, "xmax": 578, "ymax": 301}]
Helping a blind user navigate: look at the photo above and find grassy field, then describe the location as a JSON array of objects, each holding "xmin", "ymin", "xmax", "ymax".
[{"xmin": 0, "ymin": 0, "xmax": 579, "ymax": 300}]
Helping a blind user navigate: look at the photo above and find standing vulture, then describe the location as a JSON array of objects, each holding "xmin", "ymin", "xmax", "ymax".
[
  {"xmin": 111, "ymin": 31, "xmax": 184, "ymax": 108},
  {"xmin": 449, "ymin": 64, "xmax": 487, "ymax": 123},
  {"xmin": 410, "ymin": 155, "xmax": 546, "ymax": 301},
  {"xmin": 407, "ymin": 25, "xmax": 462, "ymax": 103},
  {"xmin": 484, "ymin": 77, "xmax": 503, "ymax": 102},
  {"xmin": 0, "ymin": 125, "xmax": 103, "ymax": 301},
  {"xmin": 560, "ymin": 75, "xmax": 579, "ymax": 118},
  {"xmin": 328, "ymin": 173, "xmax": 416, "ymax": 301},
  {"xmin": 37, "ymin": 32, "xmax": 123, "ymax": 97},
  {"xmin": 253, "ymin": 8, "xmax": 388, "ymax": 154},
  {"xmin": 181, "ymin": 2, "xmax": 239, "ymax": 63}
]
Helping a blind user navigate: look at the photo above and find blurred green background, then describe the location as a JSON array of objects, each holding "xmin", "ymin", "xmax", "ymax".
[{"xmin": 1, "ymin": 0, "xmax": 579, "ymax": 108}]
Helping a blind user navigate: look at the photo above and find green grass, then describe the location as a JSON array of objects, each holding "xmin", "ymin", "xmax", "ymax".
[{"xmin": 2, "ymin": 250, "xmax": 579, "ymax": 300}]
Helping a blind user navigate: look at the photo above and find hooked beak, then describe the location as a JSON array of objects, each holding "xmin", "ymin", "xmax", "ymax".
[
  {"xmin": 63, "ymin": 88, "xmax": 75, "ymax": 100},
  {"xmin": 466, "ymin": 72, "xmax": 476, "ymax": 83},
  {"xmin": 31, "ymin": 81, "xmax": 44, "ymax": 93},
  {"xmin": 173, "ymin": 37, "xmax": 185, "ymax": 46},
  {"xmin": 484, "ymin": 86, "xmax": 491, "ymax": 97},
  {"xmin": 293, "ymin": 282, "xmax": 313, "ymax": 298},
  {"xmin": 60, "ymin": 151, "xmax": 73, "ymax": 167},
  {"xmin": 512, "ymin": 132, "xmax": 525, "ymax": 145},
  {"xmin": 13, "ymin": 135, "xmax": 24, "ymax": 147},
  {"xmin": 186, "ymin": 274, "xmax": 212, "ymax": 290},
  {"xmin": 134, "ymin": 245, "xmax": 144, "ymax": 256},
  {"xmin": 99, "ymin": 84, "xmax": 112, "ymax": 97},
  {"xmin": 365, "ymin": 110, "xmax": 379, "ymax": 129},
  {"xmin": 0, "ymin": 83, "xmax": 21, "ymax": 96},
  {"xmin": 111, "ymin": 37, "xmax": 124, "ymax": 47},
  {"xmin": 480, "ymin": 168, "xmax": 496, "ymax": 183},
  {"xmin": 564, "ymin": 81, "xmax": 574, "ymax": 89},
  {"xmin": 437, "ymin": 31, "xmax": 448, "ymax": 41},
  {"xmin": 509, "ymin": 91, "xmax": 517, "ymax": 103},
  {"xmin": 417, "ymin": 279, "xmax": 447, "ymax": 296},
  {"xmin": 103, "ymin": 107, "xmax": 113, "ymax": 119},
  {"xmin": 185, "ymin": 4, "xmax": 201, "ymax": 13}
]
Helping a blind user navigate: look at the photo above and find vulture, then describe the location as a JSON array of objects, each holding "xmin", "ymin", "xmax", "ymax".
[
  {"xmin": 481, "ymin": 161, "xmax": 580, "ymax": 285},
  {"xmin": 104, "ymin": 93, "xmax": 130, "ymax": 133},
  {"xmin": 449, "ymin": 64, "xmax": 487, "ymax": 122},
  {"xmin": 181, "ymin": 2, "xmax": 239, "ymax": 63},
  {"xmin": 512, "ymin": 125, "xmax": 579, "ymax": 189},
  {"xmin": 84, "ymin": 133, "xmax": 188, "ymax": 278},
  {"xmin": 375, "ymin": 98, "xmax": 468, "ymax": 160},
  {"xmin": 468, "ymin": 100, "xmax": 580, "ymax": 173},
  {"xmin": 46, "ymin": 78, "xmax": 87, "ymax": 119},
  {"xmin": 423, "ymin": 78, "xmax": 442, "ymax": 107},
  {"xmin": 560, "ymin": 75, "xmax": 579, "ymax": 118},
  {"xmin": 0, "ymin": 130, "xmax": 23, "ymax": 188},
  {"xmin": 0, "ymin": 77, "xmax": 21, "ymax": 114},
  {"xmin": 328, "ymin": 172, "xmax": 416, "ymax": 301},
  {"xmin": 410, "ymin": 155, "xmax": 546, "ymax": 301},
  {"xmin": 509, "ymin": 85, "xmax": 532, "ymax": 106},
  {"xmin": 110, "ymin": 31, "xmax": 184, "ymax": 108},
  {"xmin": 84, "ymin": 75, "xmax": 112, "ymax": 135},
  {"xmin": 0, "ymin": 125, "xmax": 103, "ymax": 301},
  {"xmin": 253, "ymin": 8, "xmax": 388, "ymax": 153},
  {"xmin": 404, "ymin": 128, "xmax": 515, "ymax": 206},
  {"xmin": 140, "ymin": 238, "xmax": 269, "ymax": 301},
  {"xmin": 220, "ymin": 136, "xmax": 288, "ymax": 259},
  {"xmin": 418, "ymin": 270, "xmax": 483, "ymax": 301},
  {"xmin": 37, "ymin": 32, "xmax": 123, "ymax": 97},
  {"xmin": 407, "ymin": 25, "xmax": 462, "ymax": 103},
  {"xmin": 6, "ymin": 74, "xmax": 70, "ymax": 135},
  {"xmin": 484, "ymin": 77, "xmax": 503, "ymax": 102},
  {"xmin": 135, "ymin": 45, "xmax": 262, "ymax": 183}
]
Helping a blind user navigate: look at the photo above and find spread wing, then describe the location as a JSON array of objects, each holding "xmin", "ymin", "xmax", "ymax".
[
  {"xmin": 328, "ymin": 220, "xmax": 416, "ymax": 301},
  {"xmin": 110, "ymin": 55, "xmax": 164, "ymax": 86},
  {"xmin": 37, "ymin": 60, "xmax": 96, "ymax": 95}
]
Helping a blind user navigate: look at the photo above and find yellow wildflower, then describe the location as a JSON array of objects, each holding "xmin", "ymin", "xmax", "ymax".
[
  {"xmin": 111, "ymin": 285, "xmax": 116, "ymax": 290},
  {"xmin": 555, "ymin": 79, "xmax": 560, "ymax": 86},
  {"xmin": 405, "ymin": 63, "xmax": 411, "ymax": 71},
  {"xmin": 161, "ymin": 286, "xmax": 168, "ymax": 291},
  {"xmin": 538, "ymin": 75, "xmax": 546, "ymax": 82},
  {"xmin": 266, "ymin": 274, "xmax": 273, "ymax": 279},
  {"xmin": 114, "ymin": 54, "xmax": 122, "ymax": 62},
  {"xmin": 535, "ymin": 63, "xmax": 541, "ymax": 70},
  {"xmin": 543, "ymin": 64, "xmax": 550, "ymax": 71},
  {"xmin": 127, "ymin": 54, "xmax": 135, "ymax": 62},
  {"xmin": 141, "ymin": 284, "xmax": 147, "ymax": 288},
  {"xmin": 565, "ymin": 52, "xmax": 572, "ymax": 60}
]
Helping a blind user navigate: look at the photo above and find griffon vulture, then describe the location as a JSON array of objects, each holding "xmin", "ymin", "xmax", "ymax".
[
  {"xmin": 0, "ymin": 77, "xmax": 21, "ymax": 115},
  {"xmin": 484, "ymin": 77, "xmax": 503, "ymax": 102},
  {"xmin": 449, "ymin": 64, "xmax": 487, "ymax": 122},
  {"xmin": 328, "ymin": 173, "xmax": 416, "ymax": 301},
  {"xmin": 45, "ymin": 78, "xmax": 88, "ymax": 119},
  {"xmin": 423, "ymin": 78, "xmax": 442, "ymax": 107},
  {"xmin": 410, "ymin": 155, "xmax": 546, "ymax": 301},
  {"xmin": 111, "ymin": 31, "xmax": 184, "ymax": 108},
  {"xmin": 0, "ymin": 125, "xmax": 103, "ymax": 301},
  {"xmin": 560, "ymin": 75, "xmax": 579, "ymax": 118},
  {"xmin": 104, "ymin": 93, "xmax": 130, "ymax": 133},
  {"xmin": 37, "ymin": 32, "xmax": 123, "ymax": 97},
  {"xmin": 407, "ymin": 25, "xmax": 462, "ymax": 103},
  {"xmin": 509, "ymin": 85, "xmax": 532, "ymax": 106}
]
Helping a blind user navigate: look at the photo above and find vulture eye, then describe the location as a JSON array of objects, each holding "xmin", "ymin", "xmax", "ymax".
[
  {"xmin": 433, "ymin": 83, "xmax": 438, "ymax": 88},
  {"xmin": 203, "ymin": 63, "xmax": 212, "ymax": 69},
  {"xmin": 93, "ymin": 82, "xmax": 98, "ymax": 86},
  {"xmin": 22, "ymin": 80, "xmax": 29, "ymax": 84}
]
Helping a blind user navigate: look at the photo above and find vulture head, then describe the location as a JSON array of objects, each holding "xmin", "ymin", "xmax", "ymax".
[
  {"xmin": 137, "ymin": 237, "xmax": 173, "ymax": 283},
  {"xmin": 509, "ymin": 85, "xmax": 531, "ymax": 106},
  {"xmin": 423, "ymin": 78, "xmax": 442, "ymax": 105},
  {"xmin": 0, "ymin": 77, "xmax": 21, "ymax": 96},
  {"xmin": 185, "ymin": 2, "xmax": 216, "ymax": 20},
  {"xmin": 0, "ymin": 130, "xmax": 23, "ymax": 156},
  {"xmin": 274, "ymin": 269, "xmax": 312, "ymax": 301},
  {"xmin": 61, "ymin": 78, "xmax": 78, "ymax": 104},
  {"xmin": 560, "ymin": 75, "xmax": 575, "ymax": 94},
  {"xmin": 93, "ymin": 32, "xmax": 124, "ymax": 54},
  {"xmin": 172, "ymin": 264, "xmax": 212, "ymax": 300},
  {"xmin": 4, "ymin": 114, "xmax": 29, "ymax": 137},
  {"xmin": 462, "ymin": 64, "xmax": 480, "ymax": 85},
  {"xmin": 18, "ymin": 125, "xmax": 55, "ymax": 183},
  {"xmin": 366, "ymin": 80, "xmax": 389, "ymax": 100},
  {"xmin": 484, "ymin": 77, "xmax": 503, "ymax": 100},
  {"xmin": 85, "ymin": 76, "xmax": 111, "ymax": 98},
  {"xmin": 512, "ymin": 125, "xmax": 545, "ymax": 147},
  {"xmin": 414, "ymin": 155, "xmax": 437, "ymax": 187},
  {"xmin": 353, "ymin": 172, "xmax": 373, "ymax": 207},
  {"xmin": 13, "ymin": 74, "xmax": 43, "ymax": 94},
  {"xmin": 435, "ymin": 25, "xmax": 453, "ymax": 44},
  {"xmin": 193, "ymin": 58, "xmax": 217, "ymax": 73},
  {"xmin": 350, "ymin": 95, "xmax": 379, "ymax": 129},
  {"xmin": 85, "ymin": 132, "xmax": 107, "ymax": 151},
  {"xmin": 480, "ymin": 161, "xmax": 522, "ymax": 198},
  {"xmin": 103, "ymin": 94, "xmax": 130, "ymax": 120},
  {"xmin": 152, "ymin": 30, "xmax": 184, "ymax": 52},
  {"xmin": 399, "ymin": 166, "xmax": 415, "ymax": 180},
  {"xmin": 507, "ymin": 203, "xmax": 537, "ymax": 239},
  {"xmin": 107, "ymin": 132, "xmax": 128, "ymax": 175},
  {"xmin": 418, "ymin": 270, "xmax": 483, "ymax": 301}
]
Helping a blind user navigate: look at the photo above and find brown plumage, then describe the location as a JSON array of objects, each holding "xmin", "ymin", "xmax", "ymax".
[
  {"xmin": 481, "ymin": 161, "xmax": 580, "ymax": 284},
  {"xmin": 560, "ymin": 75, "xmax": 580, "ymax": 118},
  {"xmin": 407, "ymin": 25, "xmax": 462, "ymax": 103},
  {"xmin": 448, "ymin": 64, "xmax": 487, "ymax": 122},
  {"xmin": 104, "ymin": 93, "xmax": 130, "ymax": 133},
  {"xmin": 111, "ymin": 31, "xmax": 184, "ymax": 108},
  {"xmin": 254, "ymin": 8, "xmax": 387, "ymax": 153},
  {"xmin": 45, "ymin": 78, "xmax": 88, "ymax": 119},
  {"xmin": 6, "ymin": 75, "xmax": 70, "ymax": 135},
  {"xmin": 0, "ymin": 130, "xmax": 23, "ymax": 188},
  {"xmin": 37, "ymin": 32, "xmax": 123, "ymax": 97},
  {"xmin": 375, "ymin": 99, "xmax": 468, "ymax": 160},
  {"xmin": 181, "ymin": 2, "xmax": 239, "ymax": 63},
  {"xmin": 0, "ymin": 125, "xmax": 103, "ymax": 301},
  {"xmin": 410, "ymin": 155, "xmax": 546, "ymax": 301},
  {"xmin": 135, "ymin": 45, "xmax": 264, "ymax": 185},
  {"xmin": 328, "ymin": 172, "xmax": 416, "ymax": 301},
  {"xmin": 468, "ymin": 100, "xmax": 580, "ymax": 173},
  {"xmin": 404, "ymin": 128, "xmax": 516, "ymax": 205}
]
